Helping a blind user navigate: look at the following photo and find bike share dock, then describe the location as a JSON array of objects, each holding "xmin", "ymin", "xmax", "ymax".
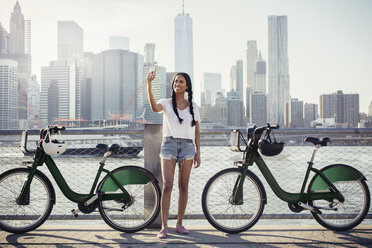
[{"xmin": 1, "ymin": 223, "xmax": 371, "ymax": 247}]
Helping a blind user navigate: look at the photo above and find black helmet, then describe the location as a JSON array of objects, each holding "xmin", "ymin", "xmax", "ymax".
[{"xmin": 258, "ymin": 139, "xmax": 284, "ymax": 156}]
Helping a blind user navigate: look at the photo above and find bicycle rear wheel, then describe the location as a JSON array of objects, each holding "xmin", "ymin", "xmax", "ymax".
[
  {"xmin": 202, "ymin": 167, "xmax": 266, "ymax": 234},
  {"xmin": 0, "ymin": 168, "xmax": 55, "ymax": 233},
  {"xmin": 98, "ymin": 166, "xmax": 161, "ymax": 233},
  {"xmin": 308, "ymin": 171, "xmax": 370, "ymax": 231}
]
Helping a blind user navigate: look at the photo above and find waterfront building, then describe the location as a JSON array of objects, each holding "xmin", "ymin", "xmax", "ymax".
[
  {"xmin": 227, "ymin": 91, "xmax": 244, "ymax": 127},
  {"xmin": 0, "ymin": 59, "xmax": 18, "ymax": 129},
  {"xmin": 304, "ymin": 103, "xmax": 318, "ymax": 128},
  {"xmin": 284, "ymin": 98, "xmax": 304, "ymax": 128},
  {"xmin": 320, "ymin": 90, "xmax": 360, "ymax": 127},
  {"xmin": 250, "ymin": 91, "xmax": 267, "ymax": 126},
  {"xmin": 268, "ymin": 15, "xmax": 290, "ymax": 125}
]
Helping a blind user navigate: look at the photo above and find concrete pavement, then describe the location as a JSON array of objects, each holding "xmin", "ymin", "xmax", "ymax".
[{"xmin": 1, "ymin": 224, "xmax": 372, "ymax": 247}]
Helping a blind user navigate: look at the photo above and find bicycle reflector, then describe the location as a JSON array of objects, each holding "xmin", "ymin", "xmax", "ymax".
[{"xmin": 258, "ymin": 139, "xmax": 284, "ymax": 156}]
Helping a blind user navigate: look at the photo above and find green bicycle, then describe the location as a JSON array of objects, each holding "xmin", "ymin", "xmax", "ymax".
[
  {"xmin": 0, "ymin": 125, "xmax": 161, "ymax": 234},
  {"xmin": 202, "ymin": 124, "xmax": 370, "ymax": 233}
]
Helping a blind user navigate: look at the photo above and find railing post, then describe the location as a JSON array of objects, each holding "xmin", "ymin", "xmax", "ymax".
[{"xmin": 144, "ymin": 124, "xmax": 162, "ymax": 228}]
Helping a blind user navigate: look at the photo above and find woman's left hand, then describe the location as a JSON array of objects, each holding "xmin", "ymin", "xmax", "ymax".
[{"xmin": 194, "ymin": 153, "xmax": 201, "ymax": 168}]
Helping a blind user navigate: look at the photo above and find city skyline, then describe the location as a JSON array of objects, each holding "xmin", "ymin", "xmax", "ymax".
[{"xmin": 0, "ymin": 0, "xmax": 371, "ymax": 112}]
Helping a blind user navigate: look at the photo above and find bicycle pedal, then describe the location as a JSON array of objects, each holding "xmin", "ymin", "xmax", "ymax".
[{"xmin": 71, "ymin": 209, "xmax": 80, "ymax": 218}]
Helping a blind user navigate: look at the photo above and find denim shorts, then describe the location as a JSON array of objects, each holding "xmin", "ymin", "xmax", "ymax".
[{"xmin": 160, "ymin": 136, "xmax": 196, "ymax": 164}]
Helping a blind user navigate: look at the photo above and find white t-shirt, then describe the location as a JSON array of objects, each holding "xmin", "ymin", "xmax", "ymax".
[{"xmin": 157, "ymin": 98, "xmax": 200, "ymax": 142}]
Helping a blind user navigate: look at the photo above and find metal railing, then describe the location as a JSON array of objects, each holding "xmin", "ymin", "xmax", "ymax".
[{"xmin": 0, "ymin": 127, "xmax": 371, "ymax": 222}]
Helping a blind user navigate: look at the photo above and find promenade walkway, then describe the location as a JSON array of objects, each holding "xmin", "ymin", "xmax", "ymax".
[{"xmin": 1, "ymin": 223, "xmax": 371, "ymax": 247}]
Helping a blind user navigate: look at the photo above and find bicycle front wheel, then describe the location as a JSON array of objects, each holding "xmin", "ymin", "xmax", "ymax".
[
  {"xmin": 202, "ymin": 167, "xmax": 266, "ymax": 234},
  {"xmin": 308, "ymin": 175, "xmax": 370, "ymax": 231},
  {"xmin": 98, "ymin": 166, "xmax": 161, "ymax": 233},
  {"xmin": 0, "ymin": 168, "xmax": 55, "ymax": 233}
]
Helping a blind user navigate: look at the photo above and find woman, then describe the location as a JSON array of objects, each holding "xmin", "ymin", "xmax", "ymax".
[{"xmin": 146, "ymin": 69, "xmax": 201, "ymax": 239}]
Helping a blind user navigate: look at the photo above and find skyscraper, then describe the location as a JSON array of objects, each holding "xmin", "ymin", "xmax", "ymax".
[
  {"xmin": 304, "ymin": 103, "xmax": 318, "ymax": 128},
  {"xmin": 9, "ymin": 1, "xmax": 24, "ymax": 54},
  {"xmin": 268, "ymin": 15, "xmax": 290, "ymax": 125},
  {"xmin": 91, "ymin": 50, "xmax": 144, "ymax": 121},
  {"xmin": 0, "ymin": 23, "xmax": 10, "ymax": 53},
  {"xmin": 1, "ymin": 1, "xmax": 31, "ymax": 128},
  {"xmin": 246, "ymin": 40, "xmax": 258, "ymax": 90},
  {"xmin": 24, "ymin": 20, "xmax": 30, "ymax": 54},
  {"xmin": 284, "ymin": 98, "xmax": 304, "ymax": 128},
  {"xmin": 230, "ymin": 60, "xmax": 244, "ymax": 101},
  {"xmin": 27, "ymin": 74, "xmax": 40, "ymax": 127},
  {"xmin": 319, "ymin": 90, "xmax": 360, "ymax": 127},
  {"xmin": 144, "ymin": 43, "xmax": 155, "ymax": 66},
  {"xmin": 143, "ymin": 43, "xmax": 166, "ymax": 124},
  {"xmin": 0, "ymin": 59, "xmax": 18, "ymax": 129},
  {"xmin": 40, "ymin": 61, "xmax": 77, "ymax": 126},
  {"xmin": 250, "ymin": 92, "xmax": 267, "ymax": 126},
  {"xmin": 227, "ymin": 91, "xmax": 244, "ymax": 127},
  {"xmin": 174, "ymin": 2, "xmax": 193, "ymax": 81},
  {"xmin": 58, "ymin": 21, "xmax": 83, "ymax": 61},
  {"xmin": 202, "ymin": 72, "xmax": 222, "ymax": 105},
  {"xmin": 254, "ymin": 52, "xmax": 267, "ymax": 94}
]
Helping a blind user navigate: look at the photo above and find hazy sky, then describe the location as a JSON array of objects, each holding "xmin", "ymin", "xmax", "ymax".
[{"xmin": 1, "ymin": 0, "xmax": 371, "ymax": 112}]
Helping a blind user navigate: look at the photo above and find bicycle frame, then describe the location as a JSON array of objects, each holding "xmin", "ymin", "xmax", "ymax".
[
  {"xmin": 233, "ymin": 147, "xmax": 344, "ymax": 205},
  {"xmin": 18, "ymin": 146, "xmax": 131, "ymax": 205}
]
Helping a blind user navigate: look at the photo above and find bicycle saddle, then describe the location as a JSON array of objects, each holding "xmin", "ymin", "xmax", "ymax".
[{"xmin": 304, "ymin": 137, "xmax": 331, "ymax": 146}]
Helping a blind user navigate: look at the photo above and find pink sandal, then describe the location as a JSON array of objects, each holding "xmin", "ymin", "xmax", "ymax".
[
  {"xmin": 176, "ymin": 225, "xmax": 189, "ymax": 234},
  {"xmin": 157, "ymin": 229, "xmax": 168, "ymax": 239}
]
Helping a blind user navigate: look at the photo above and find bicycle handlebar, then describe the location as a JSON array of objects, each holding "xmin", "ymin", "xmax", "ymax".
[{"xmin": 47, "ymin": 125, "xmax": 66, "ymax": 133}]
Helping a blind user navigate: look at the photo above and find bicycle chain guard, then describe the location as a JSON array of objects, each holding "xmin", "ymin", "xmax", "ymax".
[
  {"xmin": 288, "ymin": 202, "xmax": 304, "ymax": 213},
  {"xmin": 78, "ymin": 201, "xmax": 99, "ymax": 214}
]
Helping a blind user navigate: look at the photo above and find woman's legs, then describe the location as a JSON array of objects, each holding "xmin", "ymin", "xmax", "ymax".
[
  {"xmin": 160, "ymin": 158, "xmax": 177, "ymax": 230},
  {"xmin": 176, "ymin": 159, "xmax": 193, "ymax": 227}
]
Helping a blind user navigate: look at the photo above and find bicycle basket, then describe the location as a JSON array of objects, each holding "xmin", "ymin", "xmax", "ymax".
[{"xmin": 229, "ymin": 130, "xmax": 247, "ymax": 152}]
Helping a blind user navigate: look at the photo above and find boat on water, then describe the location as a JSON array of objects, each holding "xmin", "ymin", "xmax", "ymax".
[{"xmin": 22, "ymin": 134, "xmax": 143, "ymax": 157}]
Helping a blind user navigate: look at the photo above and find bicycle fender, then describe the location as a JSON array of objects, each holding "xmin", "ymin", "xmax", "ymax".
[
  {"xmin": 100, "ymin": 166, "xmax": 159, "ymax": 192},
  {"xmin": 310, "ymin": 164, "xmax": 366, "ymax": 191}
]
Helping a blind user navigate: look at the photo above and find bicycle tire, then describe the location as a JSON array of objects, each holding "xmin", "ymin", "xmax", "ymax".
[
  {"xmin": 308, "ymin": 165, "xmax": 370, "ymax": 231},
  {"xmin": 202, "ymin": 167, "xmax": 266, "ymax": 234},
  {"xmin": 0, "ymin": 168, "xmax": 55, "ymax": 233},
  {"xmin": 98, "ymin": 166, "xmax": 161, "ymax": 233}
]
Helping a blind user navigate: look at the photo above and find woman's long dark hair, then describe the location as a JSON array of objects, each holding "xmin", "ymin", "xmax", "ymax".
[{"xmin": 171, "ymin": 72, "xmax": 196, "ymax": 127}]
